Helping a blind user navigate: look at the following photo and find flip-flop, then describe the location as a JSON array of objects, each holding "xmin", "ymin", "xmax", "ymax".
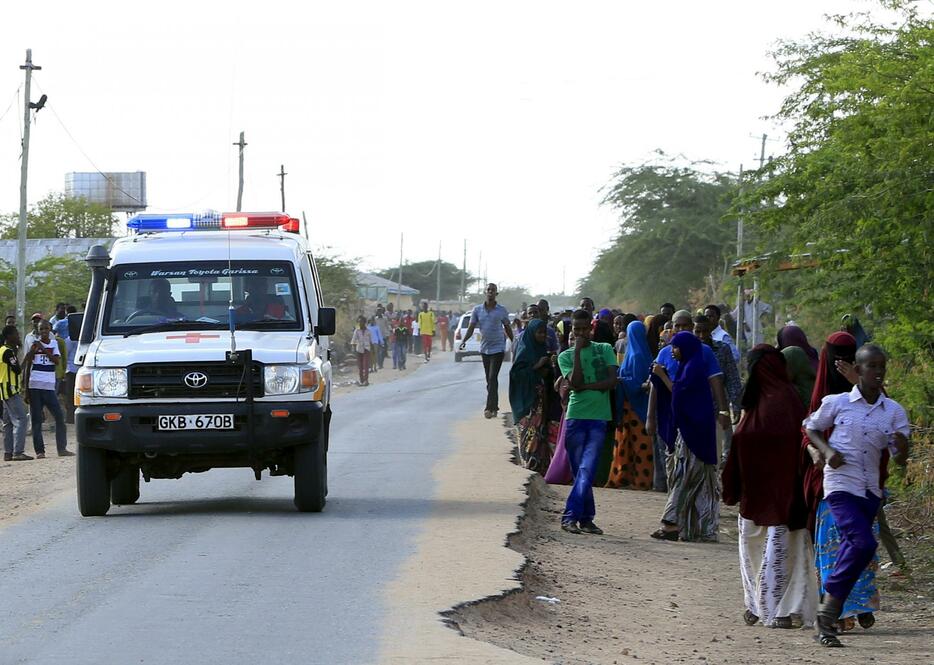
[
  {"xmin": 650, "ymin": 528, "xmax": 678, "ymax": 541},
  {"xmin": 858, "ymin": 613, "xmax": 875, "ymax": 629}
]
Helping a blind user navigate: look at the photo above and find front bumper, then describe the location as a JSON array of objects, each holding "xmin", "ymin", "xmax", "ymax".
[{"xmin": 76, "ymin": 401, "xmax": 324, "ymax": 454}]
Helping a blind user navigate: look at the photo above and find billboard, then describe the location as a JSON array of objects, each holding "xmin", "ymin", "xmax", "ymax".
[{"xmin": 65, "ymin": 171, "xmax": 147, "ymax": 212}]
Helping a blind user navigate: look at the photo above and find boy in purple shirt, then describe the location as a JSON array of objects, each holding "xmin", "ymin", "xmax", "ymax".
[{"xmin": 805, "ymin": 344, "xmax": 909, "ymax": 647}]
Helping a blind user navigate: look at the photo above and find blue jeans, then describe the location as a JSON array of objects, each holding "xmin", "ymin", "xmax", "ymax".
[
  {"xmin": 393, "ymin": 340, "xmax": 407, "ymax": 369},
  {"xmin": 563, "ymin": 419, "xmax": 607, "ymax": 523},
  {"xmin": 2, "ymin": 394, "xmax": 28, "ymax": 455},
  {"xmin": 29, "ymin": 389, "xmax": 68, "ymax": 454}
]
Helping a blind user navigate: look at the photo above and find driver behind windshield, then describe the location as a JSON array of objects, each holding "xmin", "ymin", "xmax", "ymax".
[{"xmin": 148, "ymin": 278, "xmax": 181, "ymax": 319}]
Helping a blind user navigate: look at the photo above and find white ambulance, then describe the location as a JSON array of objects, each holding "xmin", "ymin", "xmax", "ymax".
[{"xmin": 70, "ymin": 211, "xmax": 335, "ymax": 516}]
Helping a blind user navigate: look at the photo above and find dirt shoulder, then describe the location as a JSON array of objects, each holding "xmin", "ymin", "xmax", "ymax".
[
  {"xmin": 0, "ymin": 432, "xmax": 77, "ymax": 531},
  {"xmin": 448, "ymin": 443, "xmax": 934, "ymax": 664},
  {"xmin": 331, "ymin": 347, "xmax": 428, "ymax": 395}
]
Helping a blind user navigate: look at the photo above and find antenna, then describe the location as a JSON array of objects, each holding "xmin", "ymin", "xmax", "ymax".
[{"xmin": 227, "ymin": 225, "xmax": 237, "ymax": 353}]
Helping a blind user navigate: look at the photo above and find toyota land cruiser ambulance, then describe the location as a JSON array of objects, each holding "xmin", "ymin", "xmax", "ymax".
[{"xmin": 69, "ymin": 211, "xmax": 335, "ymax": 516}]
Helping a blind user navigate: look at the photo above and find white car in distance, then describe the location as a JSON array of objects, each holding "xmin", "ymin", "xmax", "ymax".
[{"xmin": 453, "ymin": 313, "xmax": 512, "ymax": 362}]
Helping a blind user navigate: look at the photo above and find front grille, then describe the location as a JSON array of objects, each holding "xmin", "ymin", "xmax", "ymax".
[{"xmin": 129, "ymin": 362, "xmax": 264, "ymax": 399}]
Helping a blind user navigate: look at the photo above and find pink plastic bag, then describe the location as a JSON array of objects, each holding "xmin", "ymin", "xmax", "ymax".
[{"xmin": 544, "ymin": 415, "xmax": 572, "ymax": 485}]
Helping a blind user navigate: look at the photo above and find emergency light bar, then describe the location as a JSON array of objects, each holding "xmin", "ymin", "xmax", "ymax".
[{"xmin": 127, "ymin": 211, "xmax": 299, "ymax": 233}]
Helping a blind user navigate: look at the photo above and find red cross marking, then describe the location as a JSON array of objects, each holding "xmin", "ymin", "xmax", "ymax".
[{"xmin": 165, "ymin": 333, "xmax": 222, "ymax": 344}]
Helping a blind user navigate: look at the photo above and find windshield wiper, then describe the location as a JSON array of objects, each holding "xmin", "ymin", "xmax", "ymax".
[
  {"xmin": 122, "ymin": 320, "xmax": 221, "ymax": 338},
  {"xmin": 235, "ymin": 318, "xmax": 298, "ymax": 331}
]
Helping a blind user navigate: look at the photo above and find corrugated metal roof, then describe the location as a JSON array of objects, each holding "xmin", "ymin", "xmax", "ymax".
[{"xmin": 355, "ymin": 272, "xmax": 420, "ymax": 295}]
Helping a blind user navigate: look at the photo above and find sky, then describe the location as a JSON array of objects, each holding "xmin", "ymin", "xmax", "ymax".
[{"xmin": 0, "ymin": 0, "xmax": 882, "ymax": 296}]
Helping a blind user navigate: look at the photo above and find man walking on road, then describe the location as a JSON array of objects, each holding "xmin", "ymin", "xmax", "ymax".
[
  {"xmin": 417, "ymin": 302, "xmax": 436, "ymax": 362},
  {"xmin": 459, "ymin": 283, "xmax": 513, "ymax": 419}
]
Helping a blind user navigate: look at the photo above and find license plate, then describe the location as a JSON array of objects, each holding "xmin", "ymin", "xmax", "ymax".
[{"xmin": 157, "ymin": 414, "xmax": 234, "ymax": 431}]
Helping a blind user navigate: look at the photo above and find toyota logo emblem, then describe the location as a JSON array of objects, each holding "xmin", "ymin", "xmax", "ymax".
[{"xmin": 184, "ymin": 372, "xmax": 209, "ymax": 389}]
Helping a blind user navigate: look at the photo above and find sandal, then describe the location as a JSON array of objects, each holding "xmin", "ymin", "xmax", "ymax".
[
  {"xmin": 773, "ymin": 616, "xmax": 793, "ymax": 629},
  {"xmin": 858, "ymin": 612, "xmax": 875, "ymax": 630},
  {"xmin": 743, "ymin": 610, "xmax": 759, "ymax": 626},
  {"xmin": 650, "ymin": 528, "xmax": 679, "ymax": 541},
  {"xmin": 816, "ymin": 632, "xmax": 843, "ymax": 647}
]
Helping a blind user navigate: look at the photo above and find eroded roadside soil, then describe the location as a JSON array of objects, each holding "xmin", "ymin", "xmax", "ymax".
[{"xmin": 447, "ymin": 469, "xmax": 934, "ymax": 665}]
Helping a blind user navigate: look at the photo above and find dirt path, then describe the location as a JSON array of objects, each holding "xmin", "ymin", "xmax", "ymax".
[{"xmin": 448, "ymin": 447, "xmax": 934, "ymax": 664}]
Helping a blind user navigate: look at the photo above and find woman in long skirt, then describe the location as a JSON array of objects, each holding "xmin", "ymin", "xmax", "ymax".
[
  {"xmin": 607, "ymin": 320, "xmax": 654, "ymax": 489},
  {"xmin": 649, "ymin": 332, "xmax": 720, "ymax": 542},
  {"xmin": 509, "ymin": 319, "xmax": 560, "ymax": 473},
  {"xmin": 722, "ymin": 345, "xmax": 817, "ymax": 628}
]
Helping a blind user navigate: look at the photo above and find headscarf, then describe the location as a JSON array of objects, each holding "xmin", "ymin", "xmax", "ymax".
[
  {"xmin": 723, "ymin": 345, "xmax": 807, "ymax": 527},
  {"xmin": 776, "ymin": 325, "xmax": 818, "ymax": 370},
  {"xmin": 781, "ymin": 345, "xmax": 816, "ymax": 410},
  {"xmin": 801, "ymin": 331, "xmax": 858, "ymax": 535},
  {"xmin": 670, "ymin": 331, "xmax": 717, "ymax": 465},
  {"xmin": 616, "ymin": 320, "xmax": 651, "ymax": 423},
  {"xmin": 645, "ymin": 314, "xmax": 668, "ymax": 355},
  {"xmin": 508, "ymin": 319, "xmax": 548, "ymax": 421}
]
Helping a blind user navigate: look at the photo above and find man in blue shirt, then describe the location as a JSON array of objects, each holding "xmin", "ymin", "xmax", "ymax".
[{"xmin": 460, "ymin": 283, "xmax": 514, "ymax": 419}]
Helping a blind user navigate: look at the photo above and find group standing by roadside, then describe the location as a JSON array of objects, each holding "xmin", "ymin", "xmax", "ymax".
[
  {"xmin": 501, "ymin": 294, "xmax": 911, "ymax": 650},
  {"xmin": 2, "ymin": 304, "xmax": 79, "ymax": 462}
]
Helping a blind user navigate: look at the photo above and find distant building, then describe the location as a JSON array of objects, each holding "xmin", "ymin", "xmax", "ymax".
[
  {"xmin": 0, "ymin": 238, "xmax": 114, "ymax": 267},
  {"xmin": 355, "ymin": 272, "xmax": 420, "ymax": 310},
  {"xmin": 65, "ymin": 172, "xmax": 147, "ymax": 212}
]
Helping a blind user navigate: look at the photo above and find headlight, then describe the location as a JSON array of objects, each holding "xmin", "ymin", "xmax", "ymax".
[
  {"xmin": 94, "ymin": 368, "xmax": 128, "ymax": 398},
  {"xmin": 264, "ymin": 365, "xmax": 300, "ymax": 395}
]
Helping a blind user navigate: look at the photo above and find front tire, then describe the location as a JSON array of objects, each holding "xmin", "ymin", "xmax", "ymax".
[
  {"xmin": 77, "ymin": 445, "xmax": 111, "ymax": 517},
  {"xmin": 111, "ymin": 466, "xmax": 140, "ymax": 505},
  {"xmin": 294, "ymin": 438, "xmax": 327, "ymax": 513}
]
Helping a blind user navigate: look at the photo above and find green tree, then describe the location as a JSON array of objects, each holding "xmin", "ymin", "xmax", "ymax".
[
  {"xmin": 376, "ymin": 261, "xmax": 475, "ymax": 301},
  {"xmin": 737, "ymin": 2, "xmax": 932, "ymax": 357},
  {"xmin": 0, "ymin": 193, "xmax": 116, "ymax": 239},
  {"xmin": 581, "ymin": 156, "xmax": 738, "ymax": 311},
  {"xmin": 0, "ymin": 255, "xmax": 93, "ymax": 320}
]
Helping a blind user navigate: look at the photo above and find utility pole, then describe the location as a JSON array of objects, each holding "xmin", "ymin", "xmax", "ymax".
[
  {"xmin": 759, "ymin": 133, "xmax": 768, "ymax": 170},
  {"xmin": 477, "ymin": 251, "xmax": 482, "ymax": 294},
  {"xmin": 277, "ymin": 164, "xmax": 287, "ymax": 211},
  {"xmin": 233, "ymin": 131, "xmax": 247, "ymax": 211},
  {"xmin": 396, "ymin": 233, "xmax": 403, "ymax": 311},
  {"xmin": 17, "ymin": 49, "xmax": 41, "ymax": 332},
  {"xmin": 435, "ymin": 242, "xmax": 442, "ymax": 304},
  {"xmin": 460, "ymin": 239, "xmax": 466, "ymax": 305},
  {"xmin": 301, "ymin": 211, "xmax": 309, "ymax": 241}
]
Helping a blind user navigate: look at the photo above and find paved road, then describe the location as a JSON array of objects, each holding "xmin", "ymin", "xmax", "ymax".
[{"xmin": 0, "ymin": 355, "xmax": 498, "ymax": 665}]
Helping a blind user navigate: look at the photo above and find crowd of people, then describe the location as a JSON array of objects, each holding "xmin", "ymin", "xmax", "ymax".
[
  {"xmin": 2, "ymin": 303, "xmax": 79, "ymax": 462},
  {"xmin": 348, "ymin": 301, "xmax": 465, "ymax": 386},
  {"xmin": 499, "ymin": 292, "xmax": 910, "ymax": 649}
]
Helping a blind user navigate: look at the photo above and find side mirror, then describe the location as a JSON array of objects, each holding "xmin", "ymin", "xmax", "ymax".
[
  {"xmin": 315, "ymin": 307, "xmax": 336, "ymax": 336},
  {"xmin": 67, "ymin": 312, "xmax": 84, "ymax": 341}
]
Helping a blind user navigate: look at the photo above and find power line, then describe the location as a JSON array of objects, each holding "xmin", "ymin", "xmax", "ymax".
[
  {"xmin": 31, "ymin": 76, "xmax": 146, "ymax": 207},
  {"xmin": 0, "ymin": 84, "xmax": 22, "ymax": 126}
]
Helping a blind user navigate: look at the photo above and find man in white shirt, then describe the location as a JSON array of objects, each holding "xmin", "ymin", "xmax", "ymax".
[
  {"xmin": 24, "ymin": 320, "xmax": 72, "ymax": 458},
  {"xmin": 703, "ymin": 304, "xmax": 739, "ymax": 363},
  {"xmin": 731, "ymin": 291, "xmax": 772, "ymax": 347}
]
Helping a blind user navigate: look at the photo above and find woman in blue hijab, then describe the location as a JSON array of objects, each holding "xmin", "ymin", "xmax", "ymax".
[
  {"xmin": 651, "ymin": 331, "xmax": 721, "ymax": 542},
  {"xmin": 606, "ymin": 321, "xmax": 655, "ymax": 489},
  {"xmin": 509, "ymin": 319, "xmax": 560, "ymax": 473}
]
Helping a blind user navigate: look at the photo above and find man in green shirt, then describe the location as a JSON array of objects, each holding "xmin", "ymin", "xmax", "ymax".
[{"xmin": 556, "ymin": 309, "xmax": 618, "ymax": 535}]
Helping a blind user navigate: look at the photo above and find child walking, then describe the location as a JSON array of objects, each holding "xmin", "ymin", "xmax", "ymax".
[{"xmin": 804, "ymin": 344, "xmax": 910, "ymax": 647}]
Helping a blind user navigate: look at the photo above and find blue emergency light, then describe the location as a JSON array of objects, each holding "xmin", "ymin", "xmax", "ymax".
[{"xmin": 127, "ymin": 211, "xmax": 299, "ymax": 233}]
